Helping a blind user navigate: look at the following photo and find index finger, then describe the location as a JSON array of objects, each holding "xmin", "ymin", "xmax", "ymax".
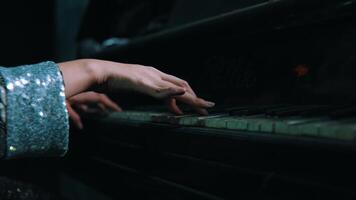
[
  {"xmin": 161, "ymin": 73, "xmax": 197, "ymax": 96},
  {"xmin": 175, "ymin": 92, "xmax": 214, "ymax": 109}
]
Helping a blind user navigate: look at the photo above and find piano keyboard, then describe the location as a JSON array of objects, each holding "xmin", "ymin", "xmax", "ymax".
[{"xmin": 103, "ymin": 105, "xmax": 356, "ymax": 141}]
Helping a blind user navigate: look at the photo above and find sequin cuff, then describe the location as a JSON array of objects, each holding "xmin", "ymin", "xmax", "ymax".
[{"xmin": 0, "ymin": 61, "xmax": 69, "ymax": 159}]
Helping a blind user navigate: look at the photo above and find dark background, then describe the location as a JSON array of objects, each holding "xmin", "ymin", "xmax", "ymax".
[
  {"xmin": 0, "ymin": 0, "xmax": 89, "ymax": 66},
  {"xmin": 0, "ymin": 0, "xmax": 266, "ymax": 66}
]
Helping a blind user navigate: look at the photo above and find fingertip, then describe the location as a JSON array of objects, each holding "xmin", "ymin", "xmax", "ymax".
[
  {"xmin": 166, "ymin": 98, "xmax": 184, "ymax": 115},
  {"xmin": 112, "ymin": 103, "xmax": 122, "ymax": 112},
  {"xmin": 175, "ymin": 109, "xmax": 184, "ymax": 115},
  {"xmin": 205, "ymin": 101, "xmax": 215, "ymax": 107},
  {"xmin": 79, "ymin": 105, "xmax": 89, "ymax": 112},
  {"xmin": 73, "ymin": 119, "xmax": 83, "ymax": 130},
  {"xmin": 78, "ymin": 122, "xmax": 84, "ymax": 130},
  {"xmin": 197, "ymin": 108, "xmax": 209, "ymax": 116}
]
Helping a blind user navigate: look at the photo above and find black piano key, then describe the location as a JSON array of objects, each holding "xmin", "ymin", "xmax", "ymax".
[
  {"xmin": 207, "ymin": 104, "xmax": 235, "ymax": 112},
  {"xmin": 229, "ymin": 104, "xmax": 290, "ymax": 116},
  {"xmin": 227, "ymin": 106, "xmax": 252, "ymax": 116},
  {"xmin": 265, "ymin": 105, "xmax": 303, "ymax": 116},
  {"xmin": 267, "ymin": 106, "xmax": 322, "ymax": 117},
  {"xmin": 329, "ymin": 107, "xmax": 356, "ymax": 119},
  {"xmin": 152, "ymin": 114, "xmax": 196, "ymax": 124},
  {"xmin": 300, "ymin": 106, "xmax": 335, "ymax": 117},
  {"xmin": 179, "ymin": 113, "xmax": 229, "ymax": 126}
]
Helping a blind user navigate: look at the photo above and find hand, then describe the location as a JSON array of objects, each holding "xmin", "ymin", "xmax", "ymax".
[
  {"xmin": 59, "ymin": 59, "xmax": 215, "ymax": 115},
  {"xmin": 67, "ymin": 91, "xmax": 122, "ymax": 129},
  {"xmin": 104, "ymin": 63, "xmax": 215, "ymax": 115}
]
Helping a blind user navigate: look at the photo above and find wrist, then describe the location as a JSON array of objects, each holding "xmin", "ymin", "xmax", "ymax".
[
  {"xmin": 83, "ymin": 59, "xmax": 127, "ymax": 92},
  {"xmin": 58, "ymin": 59, "xmax": 108, "ymax": 97},
  {"xmin": 82, "ymin": 59, "xmax": 107, "ymax": 86}
]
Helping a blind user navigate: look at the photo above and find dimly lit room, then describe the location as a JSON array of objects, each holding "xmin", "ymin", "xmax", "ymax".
[{"xmin": 0, "ymin": 0, "xmax": 356, "ymax": 199}]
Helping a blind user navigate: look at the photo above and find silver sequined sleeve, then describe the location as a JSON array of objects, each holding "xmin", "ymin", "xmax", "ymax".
[{"xmin": 0, "ymin": 61, "xmax": 69, "ymax": 159}]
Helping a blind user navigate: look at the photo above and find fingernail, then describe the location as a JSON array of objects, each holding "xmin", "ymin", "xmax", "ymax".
[
  {"xmin": 78, "ymin": 123, "xmax": 83, "ymax": 130},
  {"xmin": 176, "ymin": 110, "xmax": 184, "ymax": 115},
  {"xmin": 206, "ymin": 101, "xmax": 215, "ymax": 107},
  {"xmin": 200, "ymin": 109, "xmax": 209, "ymax": 115}
]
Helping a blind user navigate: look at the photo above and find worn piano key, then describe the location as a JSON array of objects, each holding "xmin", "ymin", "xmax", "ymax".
[
  {"xmin": 318, "ymin": 119, "xmax": 356, "ymax": 141},
  {"xmin": 293, "ymin": 119, "xmax": 335, "ymax": 137},
  {"xmin": 246, "ymin": 118, "xmax": 262, "ymax": 131},
  {"xmin": 130, "ymin": 111, "xmax": 171, "ymax": 121},
  {"xmin": 179, "ymin": 114, "xmax": 228, "ymax": 126},
  {"xmin": 268, "ymin": 118, "xmax": 296, "ymax": 135},
  {"xmin": 106, "ymin": 111, "xmax": 130, "ymax": 120},
  {"xmin": 331, "ymin": 125, "xmax": 356, "ymax": 141},
  {"xmin": 226, "ymin": 115, "xmax": 264, "ymax": 131},
  {"xmin": 329, "ymin": 107, "xmax": 356, "ymax": 119},
  {"xmin": 179, "ymin": 106, "xmax": 236, "ymax": 125},
  {"xmin": 259, "ymin": 119, "xmax": 276, "ymax": 133},
  {"xmin": 200, "ymin": 114, "xmax": 230, "ymax": 127},
  {"xmin": 152, "ymin": 114, "xmax": 195, "ymax": 124},
  {"xmin": 108, "ymin": 111, "xmax": 171, "ymax": 122},
  {"xmin": 226, "ymin": 118, "xmax": 249, "ymax": 130},
  {"xmin": 105, "ymin": 105, "xmax": 356, "ymax": 142},
  {"xmin": 274, "ymin": 117, "xmax": 326, "ymax": 135},
  {"xmin": 320, "ymin": 124, "xmax": 353, "ymax": 141},
  {"xmin": 247, "ymin": 118, "xmax": 276, "ymax": 133},
  {"xmin": 204, "ymin": 117, "xmax": 231, "ymax": 129}
]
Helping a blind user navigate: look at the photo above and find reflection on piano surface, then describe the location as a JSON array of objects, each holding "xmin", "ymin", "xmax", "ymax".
[{"xmin": 67, "ymin": 0, "xmax": 356, "ymax": 199}]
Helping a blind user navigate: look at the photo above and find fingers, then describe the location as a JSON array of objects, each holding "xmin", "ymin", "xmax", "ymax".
[
  {"xmin": 69, "ymin": 92, "xmax": 122, "ymax": 112},
  {"xmin": 195, "ymin": 107, "xmax": 209, "ymax": 116},
  {"xmin": 160, "ymin": 72, "xmax": 214, "ymax": 115},
  {"xmin": 175, "ymin": 93, "xmax": 213, "ymax": 115},
  {"xmin": 66, "ymin": 102, "xmax": 83, "ymax": 130},
  {"xmin": 161, "ymin": 74, "xmax": 214, "ymax": 114},
  {"xmin": 97, "ymin": 94, "xmax": 122, "ymax": 112},
  {"xmin": 166, "ymin": 98, "xmax": 183, "ymax": 115},
  {"xmin": 161, "ymin": 73, "xmax": 197, "ymax": 95},
  {"xmin": 67, "ymin": 92, "xmax": 123, "ymax": 130},
  {"xmin": 162, "ymin": 87, "xmax": 212, "ymax": 115},
  {"xmin": 94, "ymin": 63, "xmax": 215, "ymax": 115},
  {"xmin": 78, "ymin": 104, "xmax": 89, "ymax": 112},
  {"xmin": 138, "ymin": 79, "xmax": 186, "ymax": 99},
  {"xmin": 98, "ymin": 103, "xmax": 109, "ymax": 113},
  {"xmin": 135, "ymin": 77, "xmax": 206, "ymax": 115}
]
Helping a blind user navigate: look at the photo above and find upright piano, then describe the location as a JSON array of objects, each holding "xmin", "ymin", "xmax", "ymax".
[{"xmin": 66, "ymin": 0, "xmax": 356, "ymax": 199}]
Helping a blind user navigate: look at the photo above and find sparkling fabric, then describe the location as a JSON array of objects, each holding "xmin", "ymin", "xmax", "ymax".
[
  {"xmin": 0, "ymin": 61, "xmax": 69, "ymax": 158},
  {"xmin": 0, "ymin": 76, "xmax": 6, "ymax": 158}
]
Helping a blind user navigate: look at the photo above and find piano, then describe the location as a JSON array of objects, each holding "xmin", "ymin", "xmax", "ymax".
[{"xmin": 65, "ymin": 0, "xmax": 356, "ymax": 199}]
